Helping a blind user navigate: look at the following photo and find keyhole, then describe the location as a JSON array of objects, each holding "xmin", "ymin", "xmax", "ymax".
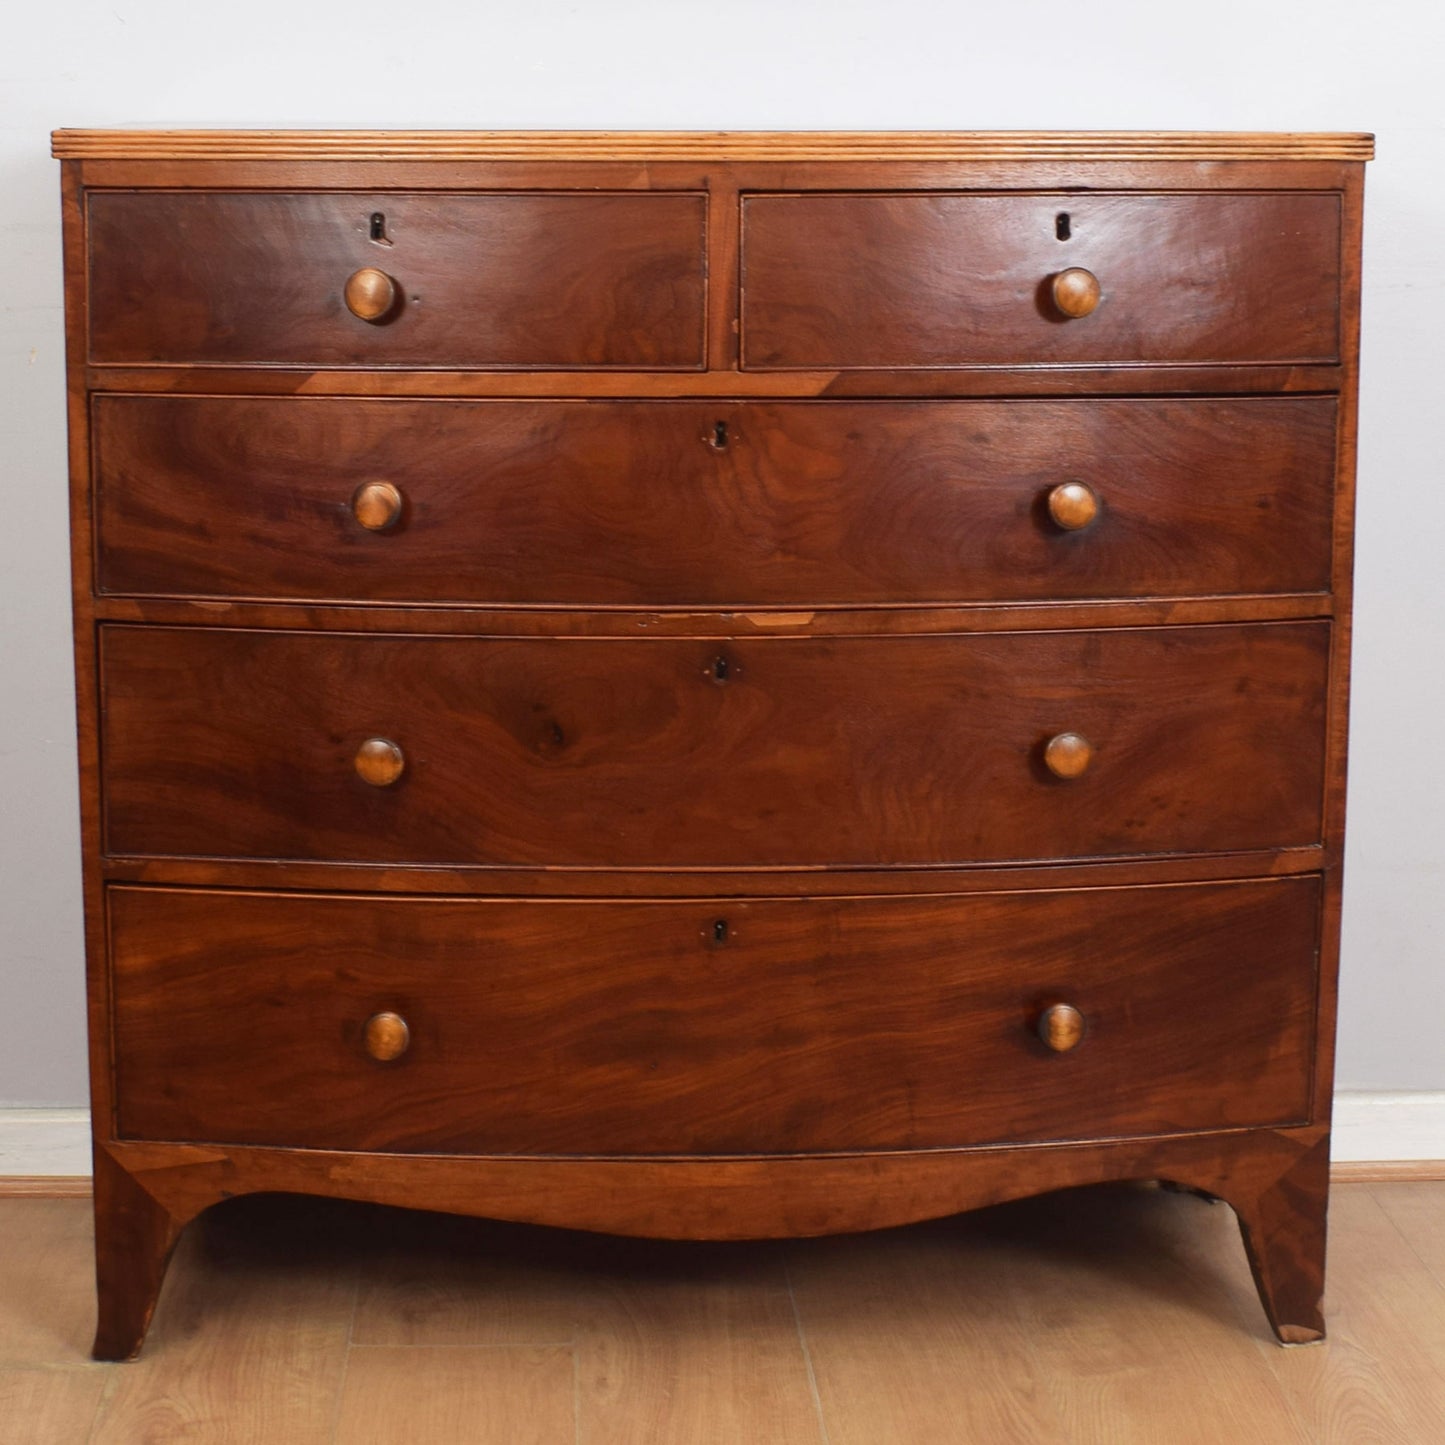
[
  {"xmin": 710, "ymin": 421, "xmax": 729, "ymax": 450},
  {"xmin": 369, "ymin": 212, "xmax": 392, "ymax": 245},
  {"xmin": 713, "ymin": 919, "xmax": 729, "ymax": 944},
  {"xmin": 1055, "ymin": 212, "xmax": 1072, "ymax": 241},
  {"xmin": 711, "ymin": 655, "xmax": 730, "ymax": 682}
]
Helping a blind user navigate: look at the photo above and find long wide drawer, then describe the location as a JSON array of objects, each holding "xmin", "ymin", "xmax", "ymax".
[
  {"xmin": 99, "ymin": 623, "xmax": 1329, "ymax": 868},
  {"xmin": 86, "ymin": 190, "xmax": 708, "ymax": 368},
  {"xmin": 93, "ymin": 395, "xmax": 1337, "ymax": 606},
  {"xmin": 109, "ymin": 878, "xmax": 1321, "ymax": 1155},
  {"xmin": 742, "ymin": 191, "xmax": 1341, "ymax": 368}
]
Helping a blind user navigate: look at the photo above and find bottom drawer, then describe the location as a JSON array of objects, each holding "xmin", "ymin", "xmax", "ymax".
[{"xmin": 109, "ymin": 878, "xmax": 1320, "ymax": 1155}]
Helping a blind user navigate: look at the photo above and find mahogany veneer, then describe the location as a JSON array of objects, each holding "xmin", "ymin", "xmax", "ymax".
[
  {"xmin": 92, "ymin": 395, "xmax": 1337, "ymax": 605},
  {"xmin": 741, "ymin": 191, "xmax": 1342, "ymax": 368},
  {"xmin": 110, "ymin": 880, "xmax": 1320, "ymax": 1155},
  {"xmin": 87, "ymin": 190, "xmax": 708, "ymax": 368},
  {"xmin": 99, "ymin": 623, "xmax": 1329, "ymax": 867},
  {"xmin": 54, "ymin": 129, "xmax": 1370, "ymax": 1359}
]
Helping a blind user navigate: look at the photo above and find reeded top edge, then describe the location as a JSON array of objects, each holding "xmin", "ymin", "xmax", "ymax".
[{"xmin": 51, "ymin": 129, "xmax": 1376, "ymax": 162}]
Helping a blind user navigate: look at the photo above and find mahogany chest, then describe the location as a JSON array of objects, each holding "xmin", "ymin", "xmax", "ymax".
[{"xmin": 51, "ymin": 128, "xmax": 1371, "ymax": 1357}]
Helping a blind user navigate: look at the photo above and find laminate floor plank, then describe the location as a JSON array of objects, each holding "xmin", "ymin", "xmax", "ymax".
[
  {"xmin": 87, "ymin": 1196, "xmax": 358, "ymax": 1445},
  {"xmin": 334, "ymin": 1346, "xmax": 575, "ymax": 1445},
  {"xmin": 786, "ymin": 1207, "xmax": 1072, "ymax": 1444},
  {"xmin": 1370, "ymin": 1180, "xmax": 1445, "ymax": 1287},
  {"xmin": 4, "ymin": 1182, "xmax": 1445, "ymax": 1443},
  {"xmin": 571, "ymin": 1239, "xmax": 824, "ymax": 1445},
  {"xmin": 1255, "ymin": 1185, "xmax": 1445, "ymax": 1444},
  {"xmin": 353, "ymin": 1209, "xmax": 823, "ymax": 1444},
  {"xmin": 0, "ymin": 1199, "xmax": 98, "ymax": 1365},
  {"xmin": 351, "ymin": 1212, "xmax": 591, "ymax": 1348},
  {"xmin": 975, "ymin": 1184, "xmax": 1313, "ymax": 1445},
  {"xmin": 0, "ymin": 1367, "xmax": 108, "ymax": 1445}
]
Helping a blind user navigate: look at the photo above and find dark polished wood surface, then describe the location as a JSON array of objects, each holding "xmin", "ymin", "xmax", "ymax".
[
  {"xmin": 57, "ymin": 132, "xmax": 1366, "ymax": 1357},
  {"xmin": 110, "ymin": 879, "xmax": 1320, "ymax": 1155},
  {"xmin": 741, "ymin": 191, "xmax": 1341, "ymax": 368},
  {"xmin": 87, "ymin": 191, "xmax": 708, "ymax": 368},
  {"xmin": 93, "ymin": 395, "xmax": 1337, "ymax": 606},
  {"xmin": 99, "ymin": 622, "xmax": 1329, "ymax": 868}
]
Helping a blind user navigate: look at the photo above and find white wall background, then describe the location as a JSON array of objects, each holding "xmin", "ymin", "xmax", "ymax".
[{"xmin": 1, "ymin": 0, "xmax": 1442, "ymax": 1110}]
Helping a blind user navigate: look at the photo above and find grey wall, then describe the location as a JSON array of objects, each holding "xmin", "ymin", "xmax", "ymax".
[{"xmin": 2, "ymin": 0, "xmax": 1442, "ymax": 1104}]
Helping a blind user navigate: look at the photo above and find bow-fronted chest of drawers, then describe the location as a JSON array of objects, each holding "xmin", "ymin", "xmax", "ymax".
[{"xmin": 52, "ymin": 128, "xmax": 1371, "ymax": 1357}]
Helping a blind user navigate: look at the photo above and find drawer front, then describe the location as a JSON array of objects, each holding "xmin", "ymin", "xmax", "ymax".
[
  {"xmin": 94, "ymin": 395, "xmax": 1336, "ymax": 606},
  {"xmin": 110, "ymin": 878, "xmax": 1320, "ymax": 1155},
  {"xmin": 100, "ymin": 623, "xmax": 1328, "ymax": 868},
  {"xmin": 741, "ymin": 192, "xmax": 1340, "ymax": 368},
  {"xmin": 87, "ymin": 191, "xmax": 707, "ymax": 368}
]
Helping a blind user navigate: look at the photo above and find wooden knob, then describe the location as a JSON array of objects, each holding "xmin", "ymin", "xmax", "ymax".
[
  {"xmin": 351, "ymin": 480, "xmax": 404, "ymax": 532},
  {"xmin": 1051, "ymin": 267, "xmax": 1101, "ymax": 318},
  {"xmin": 1047, "ymin": 481, "xmax": 1099, "ymax": 531},
  {"xmin": 1037, "ymin": 1003, "xmax": 1086, "ymax": 1053},
  {"xmin": 1043, "ymin": 732, "xmax": 1093, "ymax": 779},
  {"xmin": 355, "ymin": 737, "xmax": 405, "ymax": 787},
  {"xmin": 364, "ymin": 1011, "xmax": 410, "ymax": 1062},
  {"xmin": 344, "ymin": 267, "xmax": 398, "ymax": 323}
]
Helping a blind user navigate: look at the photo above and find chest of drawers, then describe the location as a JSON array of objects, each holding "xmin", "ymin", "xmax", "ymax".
[{"xmin": 52, "ymin": 128, "xmax": 1371, "ymax": 1358}]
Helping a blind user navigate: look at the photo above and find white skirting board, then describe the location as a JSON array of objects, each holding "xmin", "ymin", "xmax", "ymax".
[
  {"xmin": 0, "ymin": 1110, "xmax": 92, "ymax": 1176},
  {"xmin": 2, "ymin": 1095, "xmax": 1443, "ymax": 1178}
]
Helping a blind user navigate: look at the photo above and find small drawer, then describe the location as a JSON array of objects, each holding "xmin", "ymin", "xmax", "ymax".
[
  {"xmin": 741, "ymin": 191, "xmax": 1341, "ymax": 368},
  {"xmin": 87, "ymin": 190, "xmax": 708, "ymax": 368},
  {"xmin": 110, "ymin": 877, "xmax": 1320, "ymax": 1155},
  {"xmin": 92, "ymin": 395, "xmax": 1337, "ymax": 606},
  {"xmin": 99, "ymin": 622, "xmax": 1329, "ymax": 869}
]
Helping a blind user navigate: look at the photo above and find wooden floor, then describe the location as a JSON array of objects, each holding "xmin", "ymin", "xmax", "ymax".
[{"xmin": 2, "ymin": 1179, "xmax": 1443, "ymax": 1443}]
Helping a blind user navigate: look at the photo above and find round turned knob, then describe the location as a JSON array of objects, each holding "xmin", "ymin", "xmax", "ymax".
[
  {"xmin": 364, "ymin": 1011, "xmax": 410, "ymax": 1062},
  {"xmin": 1043, "ymin": 731, "xmax": 1093, "ymax": 779},
  {"xmin": 351, "ymin": 480, "xmax": 404, "ymax": 532},
  {"xmin": 344, "ymin": 267, "xmax": 399, "ymax": 323},
  {"xmin": 1047, "ymin": 481, "xmax": 1099, "ymax": 532},
  {"xmin": 1051, "ymin": 267, "xmax": 1102, "ymax": 319},
  {"xmin": 1036, "ymin": 1002, "xmax": 1086, "ymax": 1053},
  {"xmin": 355, "ymin": 737, "xmax": 405, "ymax": 787}
]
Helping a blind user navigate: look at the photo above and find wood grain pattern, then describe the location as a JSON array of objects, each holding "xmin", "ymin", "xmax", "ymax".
[
  {"xmin": 336, "ymin": 1347, "xmax": 576, "ymax": 1445},
  {"xmin": 96, "ymin": 847, "xmax": 1328, "ymax": 901},
  {"xmin": 742, "ymin": 192, "xmax": 1341, "ymax": 368},
  {"xmin": 87, "ymin": 190, "xmax": 708, "ymax": 368},
  {"xmin": 0, "ymin": 1198, "xmax": 99, "ymax": 1362},
  {"xmin": 52, "ymin": 129, "xmax": 1377, "ymax": 161},
  {"xmin": 89, "ymin": 1191, "xmax": 357, "ymax": 1441},
  {"xmin": 93, "ymin": 1126, "xmax": 1335, "ymax": 1344},
  {"xmin": 108, "ymin": 878, "xmax": 1319, "ymax": 1156},
  {"xmin": 572, "ymin": 1245, "xmax": 826, "ymax": 1445},
  {"xmin": 1370, "ymin": 1181, "xmax": 1445, "ymax": 1276},
  {"xmin": 90, "ymin": 1141, "xmax": 184, "ymax": 1360},
  {"xmin": 788, "ymin": 1185, "xmax": 1324, "ymax": 1444},
  {"xmin": 57, "ymin": 132, "xmax": 1366, "ymax": 1357},
  {"xmin": 16, "ymin": 1183, "xmax": 1445, "ymax": 1442},
  {"xmin": 90, "ymin": 593, "xmax": 1339, "ymax": 638},
  {"xmin": 1257, "ymin": 1186, "xmax": 1445, "ymax": 1440},
  {"xmin": 941, "ymin": 1187, "xmax": 1315, "ymax": 1443},
  {"xmin": 1050, "ymin": 265, "xmax": 1103, "ymax": 318},
  {"xmin": 92, "ymin": 395, "xmax": 1338, "ymax": 607},
  {"xmin": 0, "ymin": 1370, "xmax": 107, "ymax": 1445},
  {"xmin": 82, "ymin": 359, "xmax": 1351, "ymax": 398},
  {"xmin": 98, "ymin": 623, "xmax": 1329, "ymax": 868},
  {"xmin": 0, "ymin": 1178, "xmax": 92, "ymax": 1198}
]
